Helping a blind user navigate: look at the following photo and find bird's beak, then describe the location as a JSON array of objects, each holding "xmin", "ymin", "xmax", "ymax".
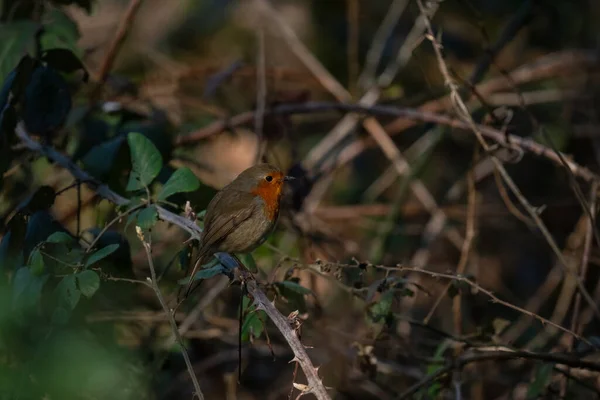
[{"xmin": 283, "ymin": 176, "xmax": 295, "ymax": 182}]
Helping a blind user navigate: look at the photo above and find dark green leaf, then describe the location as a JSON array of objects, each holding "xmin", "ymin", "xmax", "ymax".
[
  {"xmin": 0, "ymin": 213, "xmax": 27, "ymax": 272},
  {"xmin": 76, "ymin": 270, "xmax": 100, "ymax": 298},
  {"xmin": 276, "ymin": 281, "xmax": 313, "ymax": 295},
  {"xmin": 11, "ymin": 266, "xmax": 49, "ymax": 311},
  {"xmin": 238, "ymin": 253, "xmax": 257, "ymax": 273},
  {"xmin": 157, "ymin": 167, "xmax": 200, "ymax": 201},
  {"xmin": 0, "ymin": 21, "xmax": 37, "ymax": 82},
  {"xmin": 18, "ymin": 185, "xmax": 56, "ymax": 214},
  {"xmin": 369, "ymin": 290, "xmax": 394, "ymax": 323},
  {"xmin": 241, "ymin": 297, "xmax": 266, "ymax": 342},
  {"xmin": 42, "ymin": 48, "xmax": 88, "ymax": 81},
  {"xmin": 178, "ymin": 262, "xmax": 223, "ymax": 285},
  {"xmin": 29, "ymin": 248, "xmax": 45, "ymax": 275},
  {"xmin": 125, "ymin": 209, "xmax": 141, "ymax": 231},
  {"xmin": 527, "ymin": 363, "xmax": 553, "ymax": 398},
  {"xmin": 56, "ymin": 275, "xmax": 81, "ymax": 310},
  {"xmin": 41, "ymin": 9, "xmax": 81, "ymax": 55},
  {"xmin": 126, "ymin": 132, "xmax": 163, "ymax": 191},
  {"xmin": 49, "ymin": 0, "xmax": 94, "ymax": 13},
  {"xmin": 24, "ymin": 211, "xmax": 65, "ymax": 256},
  {"xmin": 136, "ymin": 206, "xmax": 158, "ymax": 230},
  {"xmin": 85, "ymin": 244, "xmax": 120, "ymax": 268},
  {"xmin": 51, "ymin": 307, "xmax": 70, "ymax": 325},
  {"xmin": 23, "ymin": 65, "xmax": 72, "ymax": 135},
  {"xmin": 81, "ymin": 136, "xmax": 125, "ymax": 179},
  {"xmin": 46, "ymin": 232, "xmax": 74, "ymax": 244}
]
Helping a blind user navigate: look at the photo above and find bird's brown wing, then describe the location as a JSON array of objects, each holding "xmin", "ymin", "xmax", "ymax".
[
  {"xmin": 200, "ymin": 189, "xmax": 256, "ymax": 253},
  {"xmin": 181, "ymin": 190, "xmax": 256, "ymax": 300}
]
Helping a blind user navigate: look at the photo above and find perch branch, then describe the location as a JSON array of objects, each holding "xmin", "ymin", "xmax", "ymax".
[{"xmin": 245, "ymin": 279, "xmax": 331, "ymax": 400}]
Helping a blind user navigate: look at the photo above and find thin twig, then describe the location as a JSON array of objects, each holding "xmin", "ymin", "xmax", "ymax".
[
  {"xmin": 178, "ymin": 102, "xmax": 598, "ymax": 182},
  {"xmin": 254, "ymin": 28, "xmax": 267, "ymax": 164},
  {"xmin": 415, "ymin": 0, "xmax": 600, "ymax": 321},
  {"xmin": 561, "ymin": 181, "xmax": 598, "ymax": 395},
  {"xmin": 453, "ymin": 150, "xmax": 478, "ymax": 336},
  {"xmin": 358, "ymin": 0, "xmax": 410, "ymax": 89},
  {"xmin": 136, "ymin": 227, "xmax": 204, "ymax": 400},
  {"xmin": 91, "ymin": 0, "xmax": 144, "ymax": 99},
  {"xmin": 397, "ymin": 348, "xmax": 600, "ymax": 399},
  {"xmin": 307, "ymin": 260, "xmax": 591, "ymax": 345}
]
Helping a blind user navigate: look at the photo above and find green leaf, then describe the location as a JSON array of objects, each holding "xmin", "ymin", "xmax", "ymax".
[
  {"xmin": 51, "ymin": 307, "xmax": 70, "ymax": 325},
  {"xmin": 56, "ymin": 275, "xmax": 81, "ymax": 309},
  {"xmin": 157, "ymin": 167, "xmax": 200, "ymax": 201},
  {"xmin": 527, "ymin": 363, "xmax": 554, "ymax": 398},
  {"xmin": 125, "ymin": 209, "xmax": 141, "ymax": 231},
  {"xmin": 76, "ymin": 270, "xmax": 100, "ymax": 298},
  {"xmin": 81, "ymin": 136, "xmax": 125, "ymax": 179},
  {"xmin": 41, "ymin": 48, "xmax": 88, "ymax": 81},
  {"xmin": 238, "ymin": 253, "xmax": 257, "ymax": 273},
  {"xmin": 136, "ymin": 206, "xmax": 158, "ymax": 230},
  {"xmin": 178, "ymin": 262, "xmax": 223, "ymax": 285},
  {"xmin": 23, "ymin": 65, "xmax": 72, "ymax": 135},
  {"xmin": 46, "ymin": 231, "xmax": 73, "ymax": 244},
  {"xmin": 369, "ymin": 290, "xmax": 394, "ymax": 323},
  {"xmin": 422, "ymin": 341, "xmax": 452, "ymax": 399},
  {"xmin": 241, "ymin": 297, "xmax": 266, "ymax": 342},
  {"xmin": 85, "ymin": 244, "xmax": 119, "ymax": 268},
  {"xmin": 126, "ymin": 132, "xmax": 163, "ymax": 191},
  {"xmin": 29, "ymin": 248, "xmax": 45, "ymax": 275},
  {"xmin": 12, "ymin": 267, "xmax": 48, "ymax": 311},
  {"xmin": 41, "ymin": 242, "xmax": 84, "ymax": 271},
  {"xmin": 0, "ymin": 21, "xmax": 37, "ymax": 82},
  {"xmin": 275, "ymin": 281, "xmax": 313, "ymax": 295},
  {"xmin": 41, "ymin": 8, "xmax": 81, "ymax": 55}
]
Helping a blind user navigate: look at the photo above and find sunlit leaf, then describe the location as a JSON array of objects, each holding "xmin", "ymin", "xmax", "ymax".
[{"xmin": 126, "ymin": 132, "xmax": 163, "ymax": 191}]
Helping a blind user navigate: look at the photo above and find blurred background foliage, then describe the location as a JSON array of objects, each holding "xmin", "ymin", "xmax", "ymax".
[{"xmin": 1, "ymin": 0, "xmax": 600, "ymax": 399}]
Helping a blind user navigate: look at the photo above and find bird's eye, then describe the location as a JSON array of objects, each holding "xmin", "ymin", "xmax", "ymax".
[{"xmin": 265, "ymin": 175, "xmax": 273, "ymax": 182}]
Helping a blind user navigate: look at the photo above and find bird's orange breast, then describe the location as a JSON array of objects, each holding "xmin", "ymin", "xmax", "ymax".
[{"xmin": 251, "ymin": 173, "xmax": 283, "ymax": 221}]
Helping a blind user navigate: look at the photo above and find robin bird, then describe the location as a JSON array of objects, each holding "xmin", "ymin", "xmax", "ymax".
[{"xmin": 182, "ymin": 163, "xmax": 294, "ymax": 298}]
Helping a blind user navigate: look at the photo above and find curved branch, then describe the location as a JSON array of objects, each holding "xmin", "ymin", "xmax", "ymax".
[{"xmin": 177, "ymin": 102, "xmax": 598, "ymax": 182}]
